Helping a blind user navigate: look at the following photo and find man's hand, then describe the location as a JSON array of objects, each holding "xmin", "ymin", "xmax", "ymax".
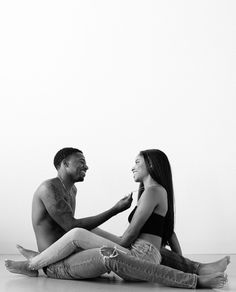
[{"xmin": 114, "ymin": 193, "xmax": 133, "ymax": 213}]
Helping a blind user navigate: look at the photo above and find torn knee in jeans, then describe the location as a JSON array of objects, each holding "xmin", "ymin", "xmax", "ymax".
[
  {"xmin": 100, "ymin": 246, "xmax": 118, "ymax": 259},
  {"xmin": 100, "ymin": 246, "xmax": 126, "ymax": 273}
]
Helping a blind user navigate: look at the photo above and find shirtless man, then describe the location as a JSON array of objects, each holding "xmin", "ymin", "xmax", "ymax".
[
  {"xmin": 6, "ymin": 147, "xmax": 133, "ymax": 276},
  {"xmin": 5, "ymin": 147, "xmax": 230, "ymax": 288},
  {"xmin": 30, "ymin": 147, "xmax": 133, "ymax": 253}
]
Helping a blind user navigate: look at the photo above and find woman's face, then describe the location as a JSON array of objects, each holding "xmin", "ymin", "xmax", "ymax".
[{"xmin": 132, "ymin": 154, "xmax": 149, "ymax": 182}]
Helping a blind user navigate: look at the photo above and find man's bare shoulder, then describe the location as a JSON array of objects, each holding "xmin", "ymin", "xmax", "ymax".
[{"xmin": 34, "ymin": 178, "xmax": 60, "ymax": 199}]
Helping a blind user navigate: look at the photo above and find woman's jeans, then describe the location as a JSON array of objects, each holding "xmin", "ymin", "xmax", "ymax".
[
  {"xmin": 30, "ymin": 228, "xmax": 198, "ymax": 288},
  {"xmin": 45, "ymin": 244, "xmax": 197, "ymax": 288}
]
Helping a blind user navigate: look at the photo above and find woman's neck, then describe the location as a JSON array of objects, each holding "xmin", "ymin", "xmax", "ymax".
[{"xmin": 143, "ymin": 176, "xmax": 159, "ymax": 189}]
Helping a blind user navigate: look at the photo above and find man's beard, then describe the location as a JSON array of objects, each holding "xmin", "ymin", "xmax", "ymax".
[{"xmin": 74, "ymin": 176, "xmax": 85, "ymax": 183}]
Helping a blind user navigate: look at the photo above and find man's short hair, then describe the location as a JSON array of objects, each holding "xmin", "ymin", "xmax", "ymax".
[{"xmin": 53, "ymin": 147, "xmax": 82, "ymax": 169}]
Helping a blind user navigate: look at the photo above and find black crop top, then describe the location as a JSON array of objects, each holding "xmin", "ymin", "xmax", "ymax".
[{"xmin": 128, "ymin": 206, "xmax": 165, "ymax": 237}]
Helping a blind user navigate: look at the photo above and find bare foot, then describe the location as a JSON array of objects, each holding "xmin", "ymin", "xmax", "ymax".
[
  {"xmin": 198, "ymin": 256, "xmax": 230, "ymax": 275},
  {"xmin": 16, "ymin": 245, "xmax": 39, "ymax": 260},
  {"xmin": 197, "ymin": 272, "xmax": 227, "ymax": 289},
  {"xmin": 5, "ymin": 260, "xmax": 38, "ymax": 277}
]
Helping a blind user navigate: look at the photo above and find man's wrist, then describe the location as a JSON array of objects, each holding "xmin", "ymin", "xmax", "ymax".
[{"xmin": 111, "ymin": 206, "xmax": 119, "ymax": 215}]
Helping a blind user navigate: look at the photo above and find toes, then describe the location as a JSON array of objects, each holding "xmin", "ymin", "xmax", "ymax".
[
  {"xmin": 218, "ymin": 273, "xmax": 228, "ymax": 288},
  {"xmin": 220, "ymin": 280, "xmax": 227, "ymax": 288},
  {"xmin": 4, "ymin": 260, "xmax": 11, "ymax": 267},
  {"xmin": 217, "ymin": 283, "xmax": 224, "ymax": 289}
]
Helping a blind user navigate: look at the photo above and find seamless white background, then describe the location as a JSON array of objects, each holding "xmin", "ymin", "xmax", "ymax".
[{"xmin": 0, "ymin": 0, "xmax": 235, "ymax": 254}]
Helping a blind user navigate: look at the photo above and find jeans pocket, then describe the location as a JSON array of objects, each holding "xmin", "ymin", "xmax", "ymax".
[
  {"xmin": 131, "ymin": 242, "xmax": 150, "ymax": 259},
  {"xmin": 131, "ymin": 240, "xmax": 161, "ymax": 264}
]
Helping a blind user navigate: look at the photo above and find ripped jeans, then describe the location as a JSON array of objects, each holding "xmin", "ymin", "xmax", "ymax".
[{"xmin": 45, "ymin": 239, "xmax": 197, "ymax": 288}]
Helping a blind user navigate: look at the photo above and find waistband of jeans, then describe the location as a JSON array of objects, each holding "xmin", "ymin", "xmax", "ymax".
[{"xmin": 133, "ymin": 238, "xmax": 161, "ymax": 253}]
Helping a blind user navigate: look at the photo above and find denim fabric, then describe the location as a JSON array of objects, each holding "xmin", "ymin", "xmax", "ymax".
[
  {"xmin": 113, "ymin": 239, "xmax": 161, "ymax": 281},
  {"xmin": 130, "ymin": 239, "xmax": 161, "ymax": 264},
  {"xmin": 103, "ymin": 247, "xmax": 197, "ymax": 288},
  {"xmin": 44, "ymin": 241, "xmax": 197, "ymax": 288},
  {"xmin": 44, "ymin": 240, "xmax": 160, "ymax": 280},
  {"xmin": 35, "ymin": 227, "xmax": 199, "ymax": 288},
  {"xmin": 160, "ymin": 247, "xmax": 200, "ymax": 274},
  {"xmin": 46, "ymin": 248, "xmax": 108, "ymax": 280},
  {"xmin": 32, "ymin": 227, "xmax": 199, "ymax": 283},
  {"xmin": 30, "ymin": 228, "xmax": 128, "ymax": 270},
  {"xmin": 44, "ymin": 239, "xmax": 161, "ymax": 279},
  {"xmin": 46, "ymin": 260, "xmax": 74, "ymax": 279}
]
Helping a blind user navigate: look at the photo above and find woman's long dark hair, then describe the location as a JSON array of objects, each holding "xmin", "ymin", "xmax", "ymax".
[{"xmin": 138, "ymin": 149, "xmax": 174, "ymax": 246}]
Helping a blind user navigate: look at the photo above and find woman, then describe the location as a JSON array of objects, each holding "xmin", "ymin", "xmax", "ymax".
[{"xmin": 5, "ymin": 149, "xmax": 228, "ymax": 288}]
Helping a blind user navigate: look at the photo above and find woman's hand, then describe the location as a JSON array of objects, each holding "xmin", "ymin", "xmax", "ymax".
[{"xmin": 168, "ymin": 232, "xmax": 183, "ymax": 255}]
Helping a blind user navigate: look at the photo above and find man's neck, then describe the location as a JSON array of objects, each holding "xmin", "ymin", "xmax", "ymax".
[{"xmin": 57, "ymin": 171, "xmax": 74, "ymax": 190}]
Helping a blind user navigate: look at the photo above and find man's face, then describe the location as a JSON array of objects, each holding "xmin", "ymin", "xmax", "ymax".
[{"xmin": 66, "ymin": 152, "xmax": 88, "ymax": 182}]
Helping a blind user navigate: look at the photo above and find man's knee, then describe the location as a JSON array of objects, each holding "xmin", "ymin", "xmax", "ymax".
[{"xmin": 69, "ymin": 227, "xmax": 87, "ymax": 239}]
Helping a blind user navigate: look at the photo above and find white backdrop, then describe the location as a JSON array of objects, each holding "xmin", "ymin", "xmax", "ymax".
[{"xmin": 0, "ymin": 0, "xmax": 235, "ymax": 254}]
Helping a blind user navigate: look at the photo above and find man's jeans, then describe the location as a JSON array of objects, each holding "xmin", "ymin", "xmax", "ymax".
[{"xmin": 160, "ymin": 247, "xmax": 199, "ymax": 274}]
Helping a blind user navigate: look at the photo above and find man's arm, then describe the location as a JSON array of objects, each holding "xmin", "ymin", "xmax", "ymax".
[
  {"xmin": 168, "ymin": 231, "xmax": 182, "ymax": 255},
  {"xmin": 40, "ymin": 183, "xmax": 132, "ymax": 232}
]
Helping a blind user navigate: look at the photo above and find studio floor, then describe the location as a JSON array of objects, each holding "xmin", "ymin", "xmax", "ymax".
[{"xmin": 0, "ymin": 254, "xmax": 235, "ymax": 292}]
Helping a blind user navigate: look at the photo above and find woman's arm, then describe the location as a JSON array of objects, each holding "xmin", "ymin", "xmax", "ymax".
[
  {"xmin": 120, "ymin": 187, "xmax": 162, "ymax": 247},
  {"xmin": 168, "ymin": 231, "xmax": 182, "ymax": 255}
]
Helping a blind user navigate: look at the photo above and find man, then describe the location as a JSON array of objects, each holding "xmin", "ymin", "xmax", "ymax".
[
  {"xmin": 31, "ymin": 147, "xmax": 133, "ymax": 253},
  {"xmin": 5, "ymin": 147, "xmax": 229, "ymax": 287}
]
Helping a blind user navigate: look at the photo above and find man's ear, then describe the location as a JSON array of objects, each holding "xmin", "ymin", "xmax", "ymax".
[{"xmin": 62, "ymin": 159, "xmax": 69, "ymax": 167}]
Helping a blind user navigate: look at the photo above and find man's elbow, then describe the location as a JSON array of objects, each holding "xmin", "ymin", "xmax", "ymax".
[{"xmin": 60, "ymin": 218, "xmax": 76, "ymax": 232}]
